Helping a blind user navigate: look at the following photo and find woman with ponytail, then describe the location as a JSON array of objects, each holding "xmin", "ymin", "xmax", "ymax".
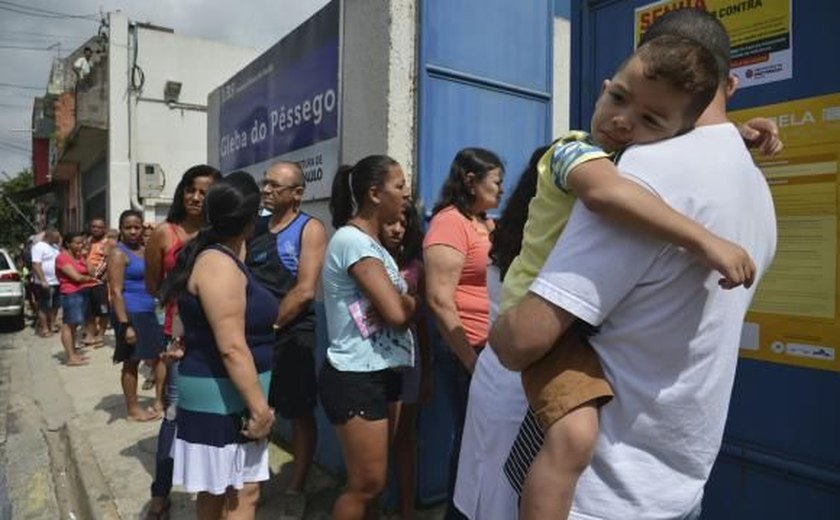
[
  {"xmin": 160, "ymin": 171, "xmax": 276, "ymax": 519},
  {"xmin": 145, "ymin": 164, "xmax": 221, "ymax": 520},
  {"xmin": 321, "ymin": 155, "xmax": 415, "ymax": 519},
  {"xmin": 108, "ymin": 209, "xmax": 165, "ymax": 422}
]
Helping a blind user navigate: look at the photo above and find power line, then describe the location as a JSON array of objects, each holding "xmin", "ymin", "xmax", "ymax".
[
  {"xmin": 0, "ymin": 83, "xmax": 43, "ymax": 91},
  {"xmin": 0, "ymin": 44, "xmax": 62, "ymax": 51},
  {"xmin": 0, "ymin": 29, "xmax": 89, "ymax": 39},
  {"xmin": 0, "ymin": 1, "xmax": 98, "ymax": 20}
]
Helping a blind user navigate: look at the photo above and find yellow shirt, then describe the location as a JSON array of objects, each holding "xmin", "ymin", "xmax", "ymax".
[{"xmin": 501, "ymin": 131, "xmax": 610, "ymax": 311}]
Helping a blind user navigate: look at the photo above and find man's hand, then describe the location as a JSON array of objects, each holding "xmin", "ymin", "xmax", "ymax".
[
  {"xmin": 697, "ymin": 234, "xmax": 756, "ymax": 289},
  {"xmin": 740, "ymin": 117, "xmax": 783, "ymax": 157}
]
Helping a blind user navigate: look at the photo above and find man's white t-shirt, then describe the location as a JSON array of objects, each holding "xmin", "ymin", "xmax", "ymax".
[
  {"xmin": 73, "ymin": 56, "xmax": 91, "ymax": 78},
  {"xmin": 30, "ymin": 240, "xmax": 60, "ymax": 285},
  {"xmin": 531, "ymin": 123, "xmax": 777, "ymax": 519}
]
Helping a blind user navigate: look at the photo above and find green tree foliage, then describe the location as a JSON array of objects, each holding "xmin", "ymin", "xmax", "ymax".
[{"xmin": 0, "ymin": 169, "xmax": 37, "ymax": 251}]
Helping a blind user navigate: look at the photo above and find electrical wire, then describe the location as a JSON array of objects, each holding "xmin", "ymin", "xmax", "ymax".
[
  {"xmin": 0, "ymin": 1, "xmax": 98, "ymax": 20},
  {"xmin": 0, "ymin": 83, "xmax": 43, "ymax": 91},
  {"xmin": 0, "ymin": 44, "xmax": 65, "ymax": 51}
]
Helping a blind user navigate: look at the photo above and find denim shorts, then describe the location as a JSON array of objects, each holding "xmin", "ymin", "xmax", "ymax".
[{"xmin": 61, "ymin": 290, "xmax": 89, "ymax": 325}]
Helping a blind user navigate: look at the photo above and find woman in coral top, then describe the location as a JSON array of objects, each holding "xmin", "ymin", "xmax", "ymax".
[{"xmin": 423, "ymin": 147, "xmax": 504, "ymax": 519}]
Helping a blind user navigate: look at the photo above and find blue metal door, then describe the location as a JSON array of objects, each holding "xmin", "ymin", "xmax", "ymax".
[
  {"xmin": 415, "ymin": 0, "xmax": 554, "ymax": 503},
  {"xmin": 572, "ymin": 1, "xmax": 840, "ymax": 518}
]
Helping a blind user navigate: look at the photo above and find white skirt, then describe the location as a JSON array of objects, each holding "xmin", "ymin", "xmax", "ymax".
[
  {"xmin": 171, "ymin": 434, "xmax": 269, "ymax": 495},
  {"xmin": 454, "ymin": 346, "xmax": 529, "ymax": 519}
]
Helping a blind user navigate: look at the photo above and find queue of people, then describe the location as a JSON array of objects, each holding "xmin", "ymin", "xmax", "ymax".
[{"xmin": 24, "ymin": 9, "xmax": 786, "ymax": 520}]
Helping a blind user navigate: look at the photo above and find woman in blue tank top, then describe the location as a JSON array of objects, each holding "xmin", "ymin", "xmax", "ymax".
[
  {"xmin": 108, "ymin": 209, "xmax": 165, "ymax": 422},
  {"xmin": 159, "ymin": 171, "xmax": 277, "ymax": 519}
]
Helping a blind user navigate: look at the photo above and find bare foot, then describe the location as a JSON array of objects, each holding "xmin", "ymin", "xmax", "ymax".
[
  {"xmin": 65, "ymin": 357, "xmax": 89, "ymax": 367},
  {"xmin": 127, "ymin": 408, "xmax": 162, "ymax": 422}
]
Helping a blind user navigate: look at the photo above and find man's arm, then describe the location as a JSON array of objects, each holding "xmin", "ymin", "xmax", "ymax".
[
  {"xmin": 31, "ymin": 262, "xmax": 47, "ymax": 287},
  {"xmin": 30, "ymin": 245, "xmax": 47, "ymax": 286},
  {"xmin": 492, "ymin": 195, "xmax": 666, "ymax": 372},
  {"xmin": 490, "ymin": 292, "xmax": 577, "ymax": 371},
  {"xmin": 274, "ymin": 219, "xmax": 327, "ymax": 330}
]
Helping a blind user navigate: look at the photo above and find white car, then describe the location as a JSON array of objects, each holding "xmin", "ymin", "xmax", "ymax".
[{"xmin": 0, "ymin": 248, "xmax": 25, "ymax": 330}]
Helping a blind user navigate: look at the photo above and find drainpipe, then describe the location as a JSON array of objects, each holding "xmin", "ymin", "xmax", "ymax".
[{"xmin": 126, "ymin": 22, "xmax": 143, "ymax": 213}]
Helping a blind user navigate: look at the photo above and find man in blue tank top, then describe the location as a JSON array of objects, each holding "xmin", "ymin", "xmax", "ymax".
[{"xmin": 246, "ymin": 161, "xmax": 327, "ymax": 518}]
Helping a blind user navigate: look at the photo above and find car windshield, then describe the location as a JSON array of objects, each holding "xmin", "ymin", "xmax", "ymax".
[{"xmin": 0, "ymin": 253, "xmax": 10, "ymax": 271}]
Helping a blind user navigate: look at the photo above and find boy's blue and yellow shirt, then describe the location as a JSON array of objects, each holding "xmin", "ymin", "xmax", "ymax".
[{"xmin": 501, "ymin": 131, "xmax": 610, "ymax": 311}]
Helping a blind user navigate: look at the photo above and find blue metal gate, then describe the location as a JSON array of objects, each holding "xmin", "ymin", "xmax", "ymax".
[
  {"xmin": 415, "ymin": 0, "xmax": 555, "ymax": 503},
  {"xmin": 572, "ymin": 1, "xmax": 840, "ymax": 518}
]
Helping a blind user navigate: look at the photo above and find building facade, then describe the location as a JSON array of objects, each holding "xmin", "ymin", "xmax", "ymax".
[{"xmin": 34, "ymin": 12, "xmax": 258, "ymax": 230}]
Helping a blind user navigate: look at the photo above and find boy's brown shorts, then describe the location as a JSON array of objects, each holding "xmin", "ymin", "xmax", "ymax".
[{"xmin": 521, "ymin": 329, "xmax": 614, "ymax": 431}]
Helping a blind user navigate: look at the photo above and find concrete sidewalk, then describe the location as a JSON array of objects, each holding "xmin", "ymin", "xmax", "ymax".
[{"xmin": 10, "ymin": 329, "xmax": 444, "ymax": 519}]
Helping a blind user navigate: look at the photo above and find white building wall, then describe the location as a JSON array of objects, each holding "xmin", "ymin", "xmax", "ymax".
[
  {"xmin": 106, "ymin": 12, "xmax": 259, "ymax": 225},
  {"xmin": 552, "ymin": 16, "xmax": 571, "ymax": 137}
]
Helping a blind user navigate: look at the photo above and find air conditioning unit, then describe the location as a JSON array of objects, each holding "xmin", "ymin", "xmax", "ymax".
[{"xmin": 137, "ymin": 163, "xmax": 164, "ymax": 198}]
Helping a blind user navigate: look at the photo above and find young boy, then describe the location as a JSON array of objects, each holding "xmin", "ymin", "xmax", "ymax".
[{"xmin": 498, "ymin": 34, "xmax": 752, "ymax": 518}]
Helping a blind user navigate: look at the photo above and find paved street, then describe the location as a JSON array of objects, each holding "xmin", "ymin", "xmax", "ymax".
[{"xmin": 0, "ymin": 322, "xmax": 445, "ymax": 519}]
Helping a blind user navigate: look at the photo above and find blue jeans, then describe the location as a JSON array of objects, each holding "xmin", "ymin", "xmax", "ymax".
[
  {"xmin": 445, "ymin": 351, "xmax": 472, "ymax": 520},
  {"xmin": 60, "ymin": 290, "xmax": 89, "ymax": 325},
  {"xmin": 150, "ymin": 360, "xmax": 179, "ymax": 498}
]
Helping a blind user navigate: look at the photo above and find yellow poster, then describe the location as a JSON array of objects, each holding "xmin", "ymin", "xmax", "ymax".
[
  {"xmin": 730, "ymin": 92, "xmax": 840, "ymax": 372},
  {"xmin": 634, "ymin": 0, "xmax": 792, "ymax": 88}
]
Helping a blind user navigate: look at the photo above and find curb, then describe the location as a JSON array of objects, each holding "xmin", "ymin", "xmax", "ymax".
[{"xmin": 63, "ymin": 417, "xmax": 121, "ymax": 520}]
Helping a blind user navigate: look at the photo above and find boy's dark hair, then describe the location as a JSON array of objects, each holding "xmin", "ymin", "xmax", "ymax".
[
  {"xmin": 640, "ymin": 8, "xmax": 730, "ymax": 84},
  {"xmin": 627, "ymin": 34, "xmax": 719, "ymax": 126}
]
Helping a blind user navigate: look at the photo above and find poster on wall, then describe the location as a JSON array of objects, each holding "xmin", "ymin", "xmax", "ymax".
[
  {"xmin": 730, "ymin": 92, "xmax": 840, "ymax": 373},
  {"xmin": 216, "ymin": 1, "xmax": 339, "ymax": 200},
  {"xmin": 634, "ymin": 0, "xmax": 792, "ymax": 88}
]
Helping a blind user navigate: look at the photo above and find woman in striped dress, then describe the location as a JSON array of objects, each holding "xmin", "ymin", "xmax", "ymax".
[{"xmin": 160, "ymin": 171, "xmax": 276, "ymax": 519}]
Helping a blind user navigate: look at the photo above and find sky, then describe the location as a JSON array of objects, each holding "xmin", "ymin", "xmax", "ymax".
[{"xmin": 0, "ymin": 0, "xmax": 329, "ymax": 178}]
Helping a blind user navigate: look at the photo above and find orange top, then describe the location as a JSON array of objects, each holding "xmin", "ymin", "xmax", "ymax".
[
  {"xmin": 87, "ymin": 239, "xmax": 107, "ymax": 271},
  {"xmin": 423, "ymin": 205, "xmax": 491, "ymax": 347}
]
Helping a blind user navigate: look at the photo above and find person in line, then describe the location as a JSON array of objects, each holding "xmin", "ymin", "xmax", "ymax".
[
  {"xmin": 31, "ymin": 229, "xmax": 62, "ymax": 337},
  {"xmin": 245, "ymin": 161, "xmax": 326, "ymax": 518},
  {"xmin": 144, "ymin": 164, "xmax": 222, "ymax": 520},
  {"xmin": 381, "ymin": 202, "xmax": 432, "ymax": 520},
  {"xmin": 109, "ymin": 209, "xmax": 165, "ymax": 422},
  {"xmin": 321, "ymin": 155, "xmax": 415, "ymax": 520},
  {"xmin": 55, "ymin": 231, "xmax": 97, "ymax": 366},
  {"xmin": 423, "ymin": 147, "xmax": 504, "ymax": 520},
  {"xmin": 493, "ymin": 35, "xmax": 738, "ymax": 518},
  {"xmin": 453, "ymin": 145, "xmax": 544, "ymax": 520},
  {"xmin": 84, "ymin": 217, "xmax": 110, "ymax": 347},
  {"xmin": 161, "ymin": 171, "xmax": 276, "ymax": 519},
  {"xmin": 491, "ymin": 9, "xmax": 777, "ymax": 520}
]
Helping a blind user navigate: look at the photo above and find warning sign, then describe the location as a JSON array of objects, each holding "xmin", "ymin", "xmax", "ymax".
[{"xmin": 634, "ymin": 0, "xmax": 792, "ymax": 88}]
